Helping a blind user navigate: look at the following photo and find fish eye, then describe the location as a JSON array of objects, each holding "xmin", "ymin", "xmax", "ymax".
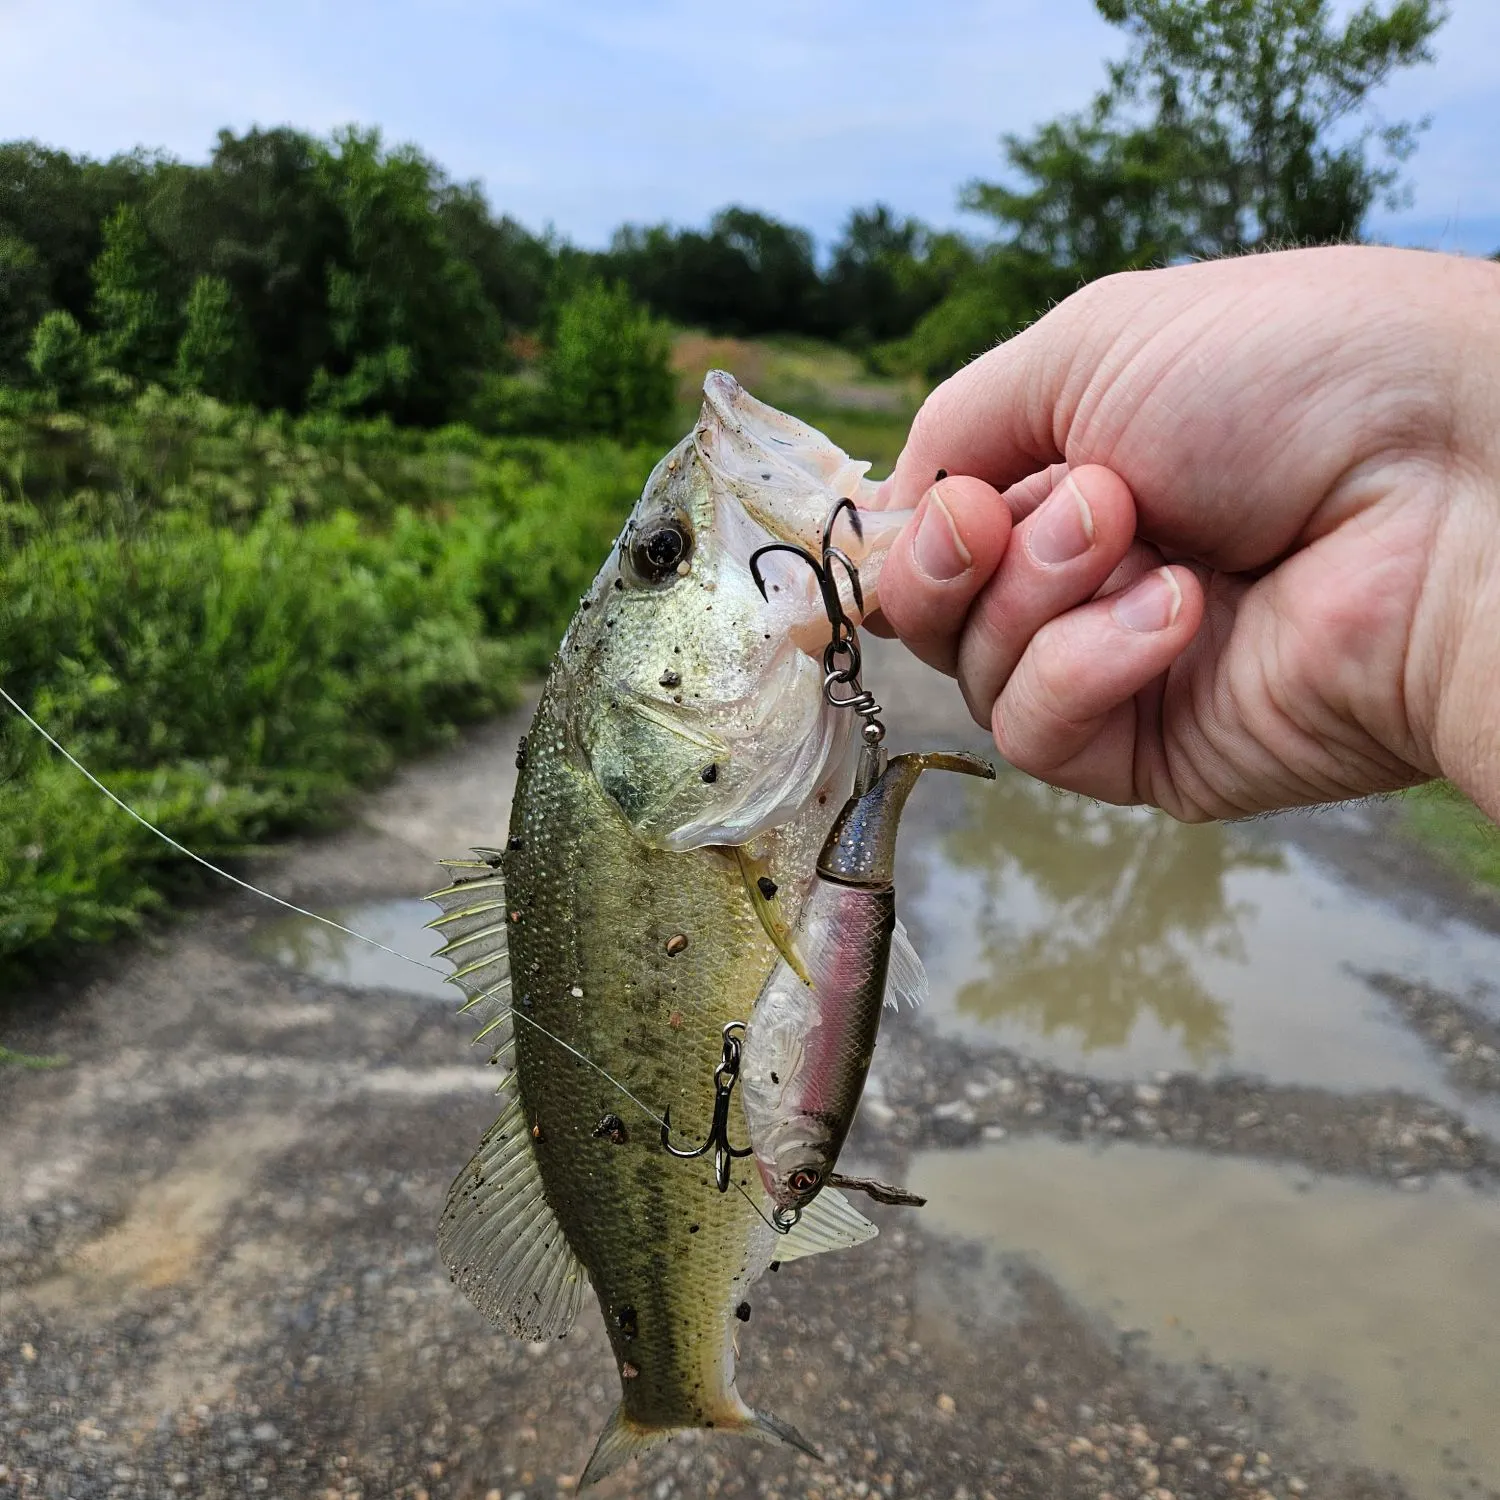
[
  {"xmin": 628, "ymin": 516, "xmax": 693, "ymax": 584},
  {"xmin": 788, "ymin": 1167, "xmax": 821, "ymax": 1195}
]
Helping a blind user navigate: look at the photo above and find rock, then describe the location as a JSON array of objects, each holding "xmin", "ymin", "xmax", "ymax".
[
  {"xmin": 936, "ymin": 1393, "xmax": 957, "ymax": 1415},
  {"xmin": 933, "ymin": 1099, "xmax": 976, "ymax": 1123}
]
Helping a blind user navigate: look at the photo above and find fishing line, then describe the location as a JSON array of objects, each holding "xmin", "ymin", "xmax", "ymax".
[
  {"xmin": 0, "ymin": 683, "xmax": 447, "ymax": 977},
  {"xmin": 2, "ymin": 683, "xmax": 684, "ymax": 1146},
  {"xmin": 507, "ymin": 1007, "xmax": 669, "ymax": 1130}
]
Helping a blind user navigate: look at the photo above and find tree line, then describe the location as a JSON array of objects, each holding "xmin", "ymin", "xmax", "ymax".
[{"xmin": 0, "ymin": 0, "xmax": 1449, "ymax": 432}]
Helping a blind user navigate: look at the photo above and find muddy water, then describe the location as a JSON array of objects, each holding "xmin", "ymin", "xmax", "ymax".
[
  {"xmin": 913, "ymin": 1138, "xmax": 1500, "ymax": 1499},
  {"xmin": 252, "ymin": 898, "xmax": 452, "ymax": 1001},
  {"xmin": 903, "ymin": 768, "xmax": 1500, "ymax": 1131}
]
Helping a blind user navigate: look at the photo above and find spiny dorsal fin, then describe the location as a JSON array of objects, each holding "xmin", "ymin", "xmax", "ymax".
[
  {"xmin": 425, "ymin": 861, "xmax": 512, "ymax": 1046},
  {"xmin": 437, "ymin": 1095, "xmax": 587, "ymax": 1340},
  {"xmin": 775, "ymin": 1185, "xmax": 877, "ymax": 1262}
]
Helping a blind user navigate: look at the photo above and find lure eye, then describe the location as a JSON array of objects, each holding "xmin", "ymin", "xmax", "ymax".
[
  {"xmin": 628, "ymin": 517, "xmax": 693, "ymax": 583},
  {"xmin": 788, "ymin": 1167, "xmax": 821, "ymax": 1195}
]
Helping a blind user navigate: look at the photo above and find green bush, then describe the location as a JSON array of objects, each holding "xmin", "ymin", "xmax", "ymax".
[
  {"xmin": 543, "ymin": 280, "xmax": 675, "ymax": 444},
  {"xmin": 0, "ymin": 396, "xmax": 652, "ymax": 974},
  {"xmin": 26, "ymin": 310, "xmax": 98, "ymax": 407}
]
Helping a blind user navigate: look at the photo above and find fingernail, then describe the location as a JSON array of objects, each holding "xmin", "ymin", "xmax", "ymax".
[
  {"xmin": 912, "ymin": 487, "xmax": 971, "ymax": 581},
  {"xmin": 1026, "ymin": 479, "xmax": 1094, "ymax": 565},
  {"xmin": 1112, "ymin": 567, "xmax": 1183, "ymax": 633}
]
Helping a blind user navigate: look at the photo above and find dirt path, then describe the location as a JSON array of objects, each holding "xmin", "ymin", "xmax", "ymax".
[{"xmin": 2, "ymin": 664, "xmax": 1495, "ymax": 1500}]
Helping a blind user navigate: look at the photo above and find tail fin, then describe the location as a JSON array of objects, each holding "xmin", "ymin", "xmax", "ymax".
[
  {"xmin": 578, "ymin": 1406, "xmax": 673, "ymax": 1489},
  {"xmin": 747, "ymin": 1406, "xmax": 823, "ymax": 1463},
  {"xmin": 577, "ymin": 1403, "xmax": 823, "ymax": 1490}
]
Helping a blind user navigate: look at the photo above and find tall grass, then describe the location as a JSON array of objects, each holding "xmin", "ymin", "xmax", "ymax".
[{"xmin": 1, "ymin": 391, "xmax": 650, "ymax": 974}]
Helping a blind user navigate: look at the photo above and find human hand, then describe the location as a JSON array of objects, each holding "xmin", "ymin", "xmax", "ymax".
[{"xmin": 872, "ymin": 247, "xmax": 1500, "ymax": 823}]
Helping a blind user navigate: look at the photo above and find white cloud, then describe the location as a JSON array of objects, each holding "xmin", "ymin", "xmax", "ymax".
[{"xmin": 0, "ymin": 0, "xmax": 1490, "ymax": 251}]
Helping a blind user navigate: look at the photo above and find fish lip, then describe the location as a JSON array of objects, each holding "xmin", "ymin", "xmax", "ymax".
[{"xmin": 692, "ymin": 369, "xmax": 897, "ymax": 588}]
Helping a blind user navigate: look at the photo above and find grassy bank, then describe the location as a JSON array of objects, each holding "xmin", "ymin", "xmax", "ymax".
[
  {"xmin": 1, "ymin": 391, "xmax": 653, "ymax": 976},
  {"xmin": 1400, "ymin": 782, "xmax": 1500, "ymax": 892}
]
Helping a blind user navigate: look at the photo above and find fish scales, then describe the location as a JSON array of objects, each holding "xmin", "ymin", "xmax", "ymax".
[{"xmin": 505, "ymin": 695, "xmax": 780, "ymax": 1427}]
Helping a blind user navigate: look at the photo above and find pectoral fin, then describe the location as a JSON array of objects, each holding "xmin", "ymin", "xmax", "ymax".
[{"xmin": 735, "ymin": 845, "xmax": 811, "ymax": 984}]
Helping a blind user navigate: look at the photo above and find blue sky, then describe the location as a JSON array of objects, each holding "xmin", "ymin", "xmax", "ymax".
[{"xmin": 1, "ymin": 0, "xmax": 1496, "ymax": 256}]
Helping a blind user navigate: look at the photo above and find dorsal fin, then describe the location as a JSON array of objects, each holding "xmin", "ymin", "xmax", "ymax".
[
  {"xmin": 426, "ymin": 857, "xmax": 512, "ymax": 1044},
  {"xmin": 427, "ymin": 857, "xmax": 587, "ymax": 1341}
]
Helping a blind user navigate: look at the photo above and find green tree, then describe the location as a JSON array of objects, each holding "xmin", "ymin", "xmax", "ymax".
[
  {"xmin": 0, "ymin": 234, "xmax": 51, "ymax": 383},
  {"xmin": 598, "ymin": 207, "xmax": 822, "ymax": 337},
  {"xmin": 822, "ymin": 205, "xmax": 977, "ymax": 346},
  {"xmin": 90, "ymin": 202, "xmax": 175, "ymax": 379},
  {"xmin": 308, "ymin": 128, "xmax": 497, "ymax": 423},
  {"xmin": 886, "ymin": 0, "xmax": 1448, "ymax": 382},
  {"xmin": 174, "ymin": 274, "xmax": 244, "ymax": 398},
  {"xmin": 969, "ymin": 0, "xmax": 1447, "ymax": 268},
  {"xmin": 26, "ymin": 310, "xmax": 96, "ymax": 406},
  {"xmin": 544, "ymin": 280, "xmax": 674, "ymax": 444},
  {"xmin": 0, "ymin": 141, "xmax": 147, "ymax": 325},
  {"xmin": 142, "ymin": 128, "xmax": 345, "ymax": 413}
]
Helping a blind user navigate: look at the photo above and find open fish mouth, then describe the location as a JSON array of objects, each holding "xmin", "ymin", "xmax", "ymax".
[
  {"xmin": 694, "ymin": 370, "xmax": 909, "ymax": 646},
  {"xmin": 575, "ymin": 371, "xmax": 915, "ymax": 854}
]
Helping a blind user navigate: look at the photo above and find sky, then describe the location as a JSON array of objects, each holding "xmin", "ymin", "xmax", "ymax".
[{"xmin": 1, "ymin": 0, "xmax": 1496, "ymax": 256}]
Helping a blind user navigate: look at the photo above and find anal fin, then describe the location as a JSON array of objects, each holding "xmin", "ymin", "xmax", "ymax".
[
  {"xmin": 884, "ymin": 917, "xmax": 928, "ymax": 1011},
  {"xmin": 775, "ymin": 1185, "xmax": 877, "ymax": 1262},
  {"xmin": 578, "ymin": 1404, "xmax": 821, "ymax": 1491},
  {"xmin": 579, "ymin": 1406, "xmax": 674, "ymax": 1489},
  {"xmin": 438, "ymin": 1096, "xmax": 586, "ymax": 1341}
]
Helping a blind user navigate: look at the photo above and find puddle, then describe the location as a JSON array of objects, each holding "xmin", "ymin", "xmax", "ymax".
[
  {"xmin": 913, "ymin": 1137, "xmax": 1500, "ymax": 1499},
  {"xmin": 902, "ymin": 769, "xmax": 1500, "ymax": 1124},
  {"xmin": 250, "ymin": 899, "xmax": 452, "ymax": 1001}
]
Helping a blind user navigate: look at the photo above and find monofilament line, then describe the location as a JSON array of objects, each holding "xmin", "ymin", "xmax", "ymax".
[
  {"xmin": 0, "ymin": 682, "xmax": 446, "ymax": 977},
  {"xmin": 508, "ymin": 1009, "xmax": 668, "ymax": 1129},
  {"xmin": 2, "ymin": 684, "xmax": 694, "ymax": 1160}
]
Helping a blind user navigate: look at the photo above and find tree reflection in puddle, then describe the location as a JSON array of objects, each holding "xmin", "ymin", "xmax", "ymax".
[{"xmin": 937, "ymin": 773, "xmax": 1285, "ymax": 1063}]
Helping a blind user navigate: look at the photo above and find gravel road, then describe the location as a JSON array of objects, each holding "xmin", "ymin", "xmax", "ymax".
[{"xmin": 3, "ymin": 666, "xmax": 1497, "ymax": 1500}]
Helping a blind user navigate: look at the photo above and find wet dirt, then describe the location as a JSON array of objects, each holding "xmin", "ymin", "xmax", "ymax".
[{"xmin": 2, "ymin": 647, "xmax": 1498, "ymax": 1499}]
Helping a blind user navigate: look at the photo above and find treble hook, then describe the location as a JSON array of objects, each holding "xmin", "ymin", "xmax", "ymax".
[
  {"xmin": 660, "ymin": 1021, "xmax": 755, "ymax": 1192},
  {"xmin": 747, "ymin": 499, "xmax": 886, "ymax": 749}
]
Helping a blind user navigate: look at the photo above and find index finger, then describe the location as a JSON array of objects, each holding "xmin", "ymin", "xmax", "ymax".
[{"xmin": 883, "ymin": 312, "xmax": 1074, "ymax": 512}]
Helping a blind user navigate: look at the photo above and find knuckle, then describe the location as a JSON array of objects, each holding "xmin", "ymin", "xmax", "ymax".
[{"xmin": 993, "ymin": 642, "xmax": 1092, "ymax": 773}]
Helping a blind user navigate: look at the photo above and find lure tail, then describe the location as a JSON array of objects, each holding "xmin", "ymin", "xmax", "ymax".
[
  {"xmin": 579, "ymin": 1401, "xmax": 821, "ymax": 1489},
  {"xmin": 820, "ymin": 749, "xmax": 995, "ymax": 888}
]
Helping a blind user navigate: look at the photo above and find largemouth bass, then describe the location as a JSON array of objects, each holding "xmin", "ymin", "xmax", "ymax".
[{"xmin": 427, "ymin": 373, "xmax": 914, "ymax": 1486}]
